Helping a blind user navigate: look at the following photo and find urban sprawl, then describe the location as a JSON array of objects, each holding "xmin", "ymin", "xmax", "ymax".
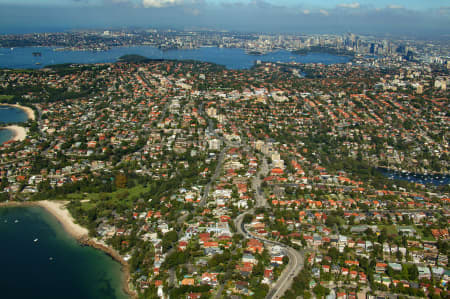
[{"xmin": 0, "ymin": 30, "xmax": 449, "ymax": 299}]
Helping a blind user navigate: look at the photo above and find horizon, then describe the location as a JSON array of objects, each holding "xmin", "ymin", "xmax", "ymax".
[{"xmin": 0, "ymin": 1, "xmax": 449, "ymax": 37}]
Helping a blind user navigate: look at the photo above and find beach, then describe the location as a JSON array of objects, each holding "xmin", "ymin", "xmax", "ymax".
[
  {"xmin": 0, "ymin": 200, "xmax": 88, "ymax": 240},
  {"xmin": 0, "ymin": 104, "xmax": 36, "ymax": 121},
  {"xmin": 36, "ymin": 200, "xmax": 89, "ymax": 240},
  {"xmin": 0, "ymin": 200, "xmax": 136, "ymax": 299},
  {"xmin": 3, "ymin": 125, "xmax": 27, "ymax": 142},
  {"xmin": 0, "ymin": 103, "xmax": 35, "ymax": 143}
]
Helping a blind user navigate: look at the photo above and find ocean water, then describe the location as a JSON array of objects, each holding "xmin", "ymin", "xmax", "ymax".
[
  {"xmin": 0, "ymin": 46, "xmax": 351, "ymax": 70},
  {"xmin": 0, "ymin": 106, "xmax": 29, "ymax": 143},
  {"xmin": 0, "ymin": 128, "xmax": 14, "ymax": 144},
  {"xmin": 0, "ymin": 207, "xmax": 128, "ymax": 299},
  {"xmin": 0, "ymin": 106, "xmax": 28, "ymax": 124}
]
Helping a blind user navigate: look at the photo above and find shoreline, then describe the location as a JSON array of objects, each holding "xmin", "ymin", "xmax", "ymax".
[
  {"xmin": 0, "ymin": 200, "xmax": 137, "ymax": 299},
  {"xmin": 0, "ymin": 103, "xmax": 36, "ymax": 121},
  {"xmin": 2, "ymin": 125, "xmax": 27, "ymax": 142}
]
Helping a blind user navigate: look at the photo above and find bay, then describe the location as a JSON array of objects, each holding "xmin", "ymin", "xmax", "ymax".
[
  {"xmin": 0, "ymin": 46, "xmax": 351, "ymax": 70},
  {"xmin": 0, "ymin": 106, "xmax": 29, "ymax": 144},
  {"xmin": 0, "ymin": 206, "xmax": 128, "ymax": 299},
  {"xmin": 0, "ymin": 106, "xmax": 28, "ymax": 124},
  {"xmin": 378, "ymin": 168, "xmax": 450, "ymax": 186},
  {"xmin": 0, "ymin": 45, "xmax": 351, "ymax": 299},
  {"xmin": 0, "ymin": 129, "xmax": 14, "ymax": 144}
]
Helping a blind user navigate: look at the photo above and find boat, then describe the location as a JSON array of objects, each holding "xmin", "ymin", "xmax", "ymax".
[
  {"xmin": 49, "ymin": 257, "xmax": 53, "ymax": 261},
  {"xmin": 35, "ymin": 62, "xmax": 42, "ymax": 65},
  {"xmin": 34, "ymin": 238, "xmax": 38, "ymax": 242},
  {"xmin": 14, "ymin": 219, "xmax": 19, "ymax": 223}
]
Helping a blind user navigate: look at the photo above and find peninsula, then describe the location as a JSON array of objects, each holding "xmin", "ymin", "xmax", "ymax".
[{"xmin": 0, "ymin": 41, "xmax": 448, "ymax": 299}]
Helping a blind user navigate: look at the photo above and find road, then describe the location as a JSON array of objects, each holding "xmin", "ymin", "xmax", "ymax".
[
  {"xmin": 198, "ymin": 100, "xmax": 232, "ymax": 208},
  {"xmin": 198, "ymin": 101, "xmax": 302, "ymax": 298},
  {"xmin": 200, "ymin": 145, "xmax": 228, "ymax": 207},
  {"xmin": 235, "ymin": 211, "xmax": 304, "ymax": 299},
  {"xmin": 253, "ymin": 156, "xmax": 269, "ymax": 208},
  {"xmin": 300, "ymin": 208, "xmax": 442, "ymax": 213}
]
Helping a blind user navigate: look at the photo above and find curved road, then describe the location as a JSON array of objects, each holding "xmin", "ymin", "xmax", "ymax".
[{"xmin": 235, "ymin": 211, "xmax": 304, "ymax": 299}]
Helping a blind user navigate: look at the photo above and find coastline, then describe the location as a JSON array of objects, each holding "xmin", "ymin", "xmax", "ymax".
[
  {"xmin": 2, "ymin": 125, "xmax": 27, "ymax": 142},
  {"xmin": 0, "ymin": 103, "xmax": 35, "ymax": 143},
  {"xmin": 0, "ymin": 103, "xmax": 36, "ymax": 121},
  {"xmin": 0, "ymin": 200, "xmax": 136, "ymax": 299}
]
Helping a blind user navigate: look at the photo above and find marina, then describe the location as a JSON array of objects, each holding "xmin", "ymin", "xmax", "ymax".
[{"xmin": 379, "ymin": 168, "xmax": 450, "ymax": 186}]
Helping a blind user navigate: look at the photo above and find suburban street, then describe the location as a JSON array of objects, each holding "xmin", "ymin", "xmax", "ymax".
[
  {"xmin": 253, "ymin": 155, "xmax": 269, "ymax": 208},
  {"xmin": 235, "ymin": 211, "xmax": 304, "ymax": 299}
]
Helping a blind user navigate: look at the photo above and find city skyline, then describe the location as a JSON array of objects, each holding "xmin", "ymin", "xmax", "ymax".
[{"xmin": 0, "ymin": 0, "xmax": 449, "ymax": 37}]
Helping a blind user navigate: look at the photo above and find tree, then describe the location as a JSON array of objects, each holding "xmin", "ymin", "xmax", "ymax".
[
  {"xmin": 407, "ymin": 264, "xmax": 419, "ymax": 281},
  {"xmin": 162, "ymin": 230, "xmax": 178, "ymax": 252},
  {"xmin": 313, "ymin": 284, "xmax": 330, "ymax": 298},
  {"xmin": 328, "ymin": 247, "xmax": 339, "ymax": 261},
  {"xmin": 243, "ymin": 213, "xmax": 253, "ymax": 224}
]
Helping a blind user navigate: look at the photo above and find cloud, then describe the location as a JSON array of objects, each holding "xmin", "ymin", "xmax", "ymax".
[
  {"xmin": 439, "ymin": 6, "xmax": 450, "ymax": 16},
  {"xmin": 250, "ymin": 0, "xmax": 284, "ymax": 9},
  {"xmin": 184, "ymin": 7, "xmax": 200, "ymax": 15},
  {"xmin": 142, "ymin": 0, "xmax": 183, "ymax": 8},
  {"xmin": 103, "ymin": 0, "xmax": 134, "ymax": 5},
  {"xmin": 319, "ymin": 9, "xmax": 329, "ymax": 16},
  {"xmin": 337, "ymin": 2, "xmax": 360, "ymax": 9},
  {"xmin": 387, "ymin": 4, "xmax": 403, "ymax": 9},
  {"xmin": 220, "ymin": 1, "xmax": 244, "ymax": 8}
]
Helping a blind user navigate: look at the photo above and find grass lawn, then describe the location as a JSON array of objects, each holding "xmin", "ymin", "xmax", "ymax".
[
  {"xmin": 0, "ymin": 95, "xmax": 14, "ymax": 101},
  {"xmin": 64, "ymin": 184, "xmax": 153, "ymax": 211},
  {"xmin": 377, "ymin": 224, "xmax": 397, "ymax": 235}
]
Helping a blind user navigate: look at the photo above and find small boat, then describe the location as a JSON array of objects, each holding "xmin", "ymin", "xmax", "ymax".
[
  {"xmin": 14, "ymin": 219, "xmax": 19, "ymax": 223},
  {"xmin": 49, "ymin": 257, "xmax": 53, "ymax": 261},
  {"xmin": 34, "ymin": 238, "xmax": 38, "ymax": 242}
]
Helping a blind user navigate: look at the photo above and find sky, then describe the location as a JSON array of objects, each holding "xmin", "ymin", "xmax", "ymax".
[{"xmin": 0, "ymin": 0, "xmax": 449, "ymax": 37}]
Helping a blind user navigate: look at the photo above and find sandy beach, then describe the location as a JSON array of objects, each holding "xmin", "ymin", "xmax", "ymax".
[
  {"xmin": 0, "ymin": 200, "xmax": 88, "ymax": 239},
  {"xmin": 3, "ymin": 125, "xmax": 27, "ymax": 142},
  {"xmin": 36, "ymin": 200, "xmax": 89, "ymax": 240},
  {"xmin": 0, "ymin": 104, "xmax": 36, "ymax": 121}
]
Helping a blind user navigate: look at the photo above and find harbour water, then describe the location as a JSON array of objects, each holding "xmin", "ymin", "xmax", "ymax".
[
  {"xmin": 0, "ymin": 46, "xmax": 352, "ymax": 70},
  {"xmin": 0, "ymin": 106, "xmax": 28, "ymax": 143},
  {"xmin": 0, "ymin": 99, "xmax": 128, "ymax": 298},
  {"xmin": 378, "ymin": 168, "xmax": 450, "ymax": 186},
  {"xmin": 0, "ymin": 206, "xmax": 128, "ymax": 299}
]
